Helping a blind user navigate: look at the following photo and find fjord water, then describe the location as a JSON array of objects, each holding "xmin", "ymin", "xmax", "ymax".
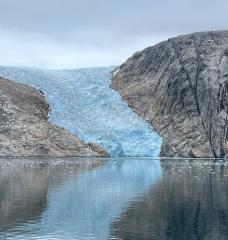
[
  {"xmin": 0, "ymin": 66, "xmax": 161, "ymax": 157},
  {"xmin": 0, "ymin": 158, "xmax": 227, "ymax": 240}
]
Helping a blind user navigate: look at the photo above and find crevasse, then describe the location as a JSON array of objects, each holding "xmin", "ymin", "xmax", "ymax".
[{"xmin": 0, "ymin": 66, "xmax": 161, "ymax": 157}]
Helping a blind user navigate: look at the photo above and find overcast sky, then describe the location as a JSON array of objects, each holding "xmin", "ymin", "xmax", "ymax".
[{"xmin": 0, "ymin": 0, "xmax": 228, "ymax": 69}]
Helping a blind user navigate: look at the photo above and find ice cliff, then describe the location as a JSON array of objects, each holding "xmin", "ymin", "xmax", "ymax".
[{"xmin": 0, "ymin": 66, "xmax": 161, "ymax": 157}]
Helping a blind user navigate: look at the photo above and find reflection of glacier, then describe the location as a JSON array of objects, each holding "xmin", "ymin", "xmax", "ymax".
[
  {"xmin": 0, "ymin": 66, "xmax": 161, "ymax": 157},
  {"xmin": 16, "ymin": 160, "xmax": 162, "ymax": 240}
]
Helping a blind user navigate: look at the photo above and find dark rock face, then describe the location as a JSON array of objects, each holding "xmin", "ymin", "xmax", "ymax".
[
  {"xmin": 0, "ymin": 77, "xmax": 109, "ymax": 157},
  {"xmin": 112, "ymin": 31, "xmax": 228, "ymax": 158}
]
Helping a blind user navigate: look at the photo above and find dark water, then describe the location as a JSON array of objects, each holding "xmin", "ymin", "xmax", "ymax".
[{"xmin": 0, "ymin": 158, "xmax": 227, "ymax": 240}]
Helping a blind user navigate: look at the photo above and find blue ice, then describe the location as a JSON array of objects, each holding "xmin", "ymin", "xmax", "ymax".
[{"xmin": 0, "ymin": 66, "xmax": 161, "ymax": 157}]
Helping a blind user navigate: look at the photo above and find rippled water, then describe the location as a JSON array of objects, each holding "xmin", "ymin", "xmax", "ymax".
[{"xmin": 0, "ymin": 158, "xmax": 227, "ymax": 240}]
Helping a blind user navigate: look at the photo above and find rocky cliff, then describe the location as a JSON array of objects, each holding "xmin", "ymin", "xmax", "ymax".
[
  {"xmin": 112, "ymin": 31, "xmax": 228, "ymax": 158},
  {"xmin": 0, "ymin": 77, "xmax": 109, "ymax": 157}
]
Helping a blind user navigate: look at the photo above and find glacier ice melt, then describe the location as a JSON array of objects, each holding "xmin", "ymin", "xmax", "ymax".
[{"xmin": 0, "ymin": 66, "xmax": 161, "ymax": 157}]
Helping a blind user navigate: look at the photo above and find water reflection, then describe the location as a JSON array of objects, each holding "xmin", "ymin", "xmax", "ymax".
[
  {"xmin": 0, "ymin": 161, "xmax": 48, "ymax": 231},
  {"xmin": 0, "ymin": 158, "xmax": 161, "ymax": 239},
  {"xmin": 0, "ymin": 159, "xmax": 227, "ymax": 240},
  {"xmin": 0, "ymin": 158, "xmax": 106, "ymax": 233},
  {"xmin": 111, "ymin": 159, "xmax": 228, "ymax": 240}
]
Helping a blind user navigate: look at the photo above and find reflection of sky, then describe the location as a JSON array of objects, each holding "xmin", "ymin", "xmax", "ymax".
[
  {"xmin": 0, "ymin": 66, "xmax": 161, "ymax": 157},
  {"xmin": 13, "ymin": 159, "xmax": 162, "ymax": 240}
]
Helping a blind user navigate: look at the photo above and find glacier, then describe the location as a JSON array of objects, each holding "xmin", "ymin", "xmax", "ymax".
[{"xmin": 0, "ymin": 66, "xmax": 161, "ymax": 157}]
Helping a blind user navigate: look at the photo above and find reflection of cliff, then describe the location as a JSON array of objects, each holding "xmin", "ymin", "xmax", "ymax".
[
  {"xmin": 0, "ymin": 158, "xmax": 106, "ymax": 232},
  {"xmin": 0, "ymin": 165, "xmax": 48, "ymax": 230},
  {"xmin": 111, "ymin": 160, "xmax": 228, "ymax": 240},
  {"xmin": 0, "ymin": 169, "xmax": 48, "ymax": 230}
]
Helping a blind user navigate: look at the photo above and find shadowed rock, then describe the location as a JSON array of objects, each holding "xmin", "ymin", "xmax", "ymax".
[
  {"xmin": 112, "ymin": 31, "xmax": 228, "ymax": 158},
  {"xmin": 0, "ymin": 77, "xmax": 109, "ymax": 157}
]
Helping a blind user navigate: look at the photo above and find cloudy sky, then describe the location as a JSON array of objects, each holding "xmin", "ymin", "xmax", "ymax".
[{"xmin": 0, "ymin": 0, "xmax": 228, "ymax": 69}]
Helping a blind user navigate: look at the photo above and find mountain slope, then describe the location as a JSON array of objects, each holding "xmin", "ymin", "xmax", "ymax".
[
  {"xmin": 0, "ymin": 77, "xmax": 109, "ymax": 157},
  {"xmin": 112, "ymin": 31, "xmax": 228, "ymax": 158}
]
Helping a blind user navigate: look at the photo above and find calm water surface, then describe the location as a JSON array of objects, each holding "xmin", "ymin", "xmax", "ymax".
[{"xmin": 0, "ymin": 158, "xmax": 227, "ymax": 240}]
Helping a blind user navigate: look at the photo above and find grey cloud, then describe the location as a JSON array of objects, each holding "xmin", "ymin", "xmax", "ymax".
[
  {"xmin": 0, "ymin": 0, "xmax": 227, "ymax": 68},
  {"xmin": 0, "ymin": 0, "xmax": 228, "ymax": 36}
]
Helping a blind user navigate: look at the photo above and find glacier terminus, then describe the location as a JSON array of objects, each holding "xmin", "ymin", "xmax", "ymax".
[{"xmin": 0, "ymin": 66, "xmax": 161, "ymax": 157}]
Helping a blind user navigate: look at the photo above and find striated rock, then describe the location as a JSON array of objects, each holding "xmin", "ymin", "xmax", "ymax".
[
  {"xmin": 0, "ymin": 77, "xmax": 109, "ymax": 157},
  {"xmin": 112, "ymin": 31, "xmax": 228, "ymax": 158}
]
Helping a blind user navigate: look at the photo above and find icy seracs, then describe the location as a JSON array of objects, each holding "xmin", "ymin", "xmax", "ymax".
[{"xmin": 0, "ymin": 66, "xmax": 161, "ymax": 157}]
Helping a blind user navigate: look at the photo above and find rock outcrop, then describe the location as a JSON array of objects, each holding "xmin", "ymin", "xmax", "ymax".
[
  {"xmin": 112, "ymin": 31, "xmax": 228, "ymax": 158},
  {"xmin": 0, "ymin": 77, "xmax": 109, "ymax": 157}
]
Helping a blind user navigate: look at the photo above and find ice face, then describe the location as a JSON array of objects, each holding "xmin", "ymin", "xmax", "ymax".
[{"xmin": 0, "ymin": 66, "xmax": 162, "ymax": 157}]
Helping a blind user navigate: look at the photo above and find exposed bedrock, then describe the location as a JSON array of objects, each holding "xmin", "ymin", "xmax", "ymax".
[
  {"xmin": 112, "ymin": 31, "xmax": 228, "ymax": 158},
  {"xmin": 0, "ymin": 77, "xmax": 109, "ymax": 157}
]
